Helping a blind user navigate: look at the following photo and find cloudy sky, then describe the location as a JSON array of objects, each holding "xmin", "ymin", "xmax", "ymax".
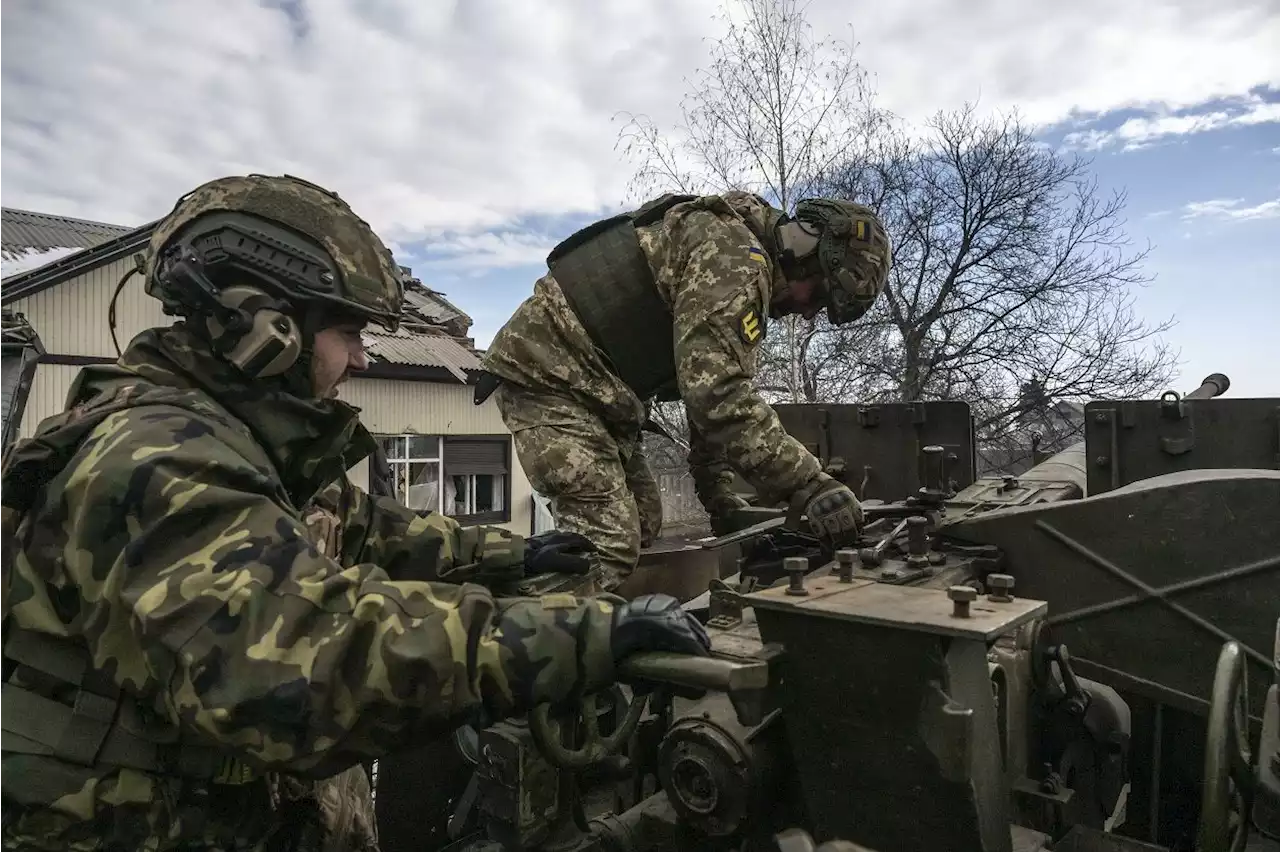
[{"xmin": 3, "ymin": 0, "xmax": 1278, "ymax": 395}]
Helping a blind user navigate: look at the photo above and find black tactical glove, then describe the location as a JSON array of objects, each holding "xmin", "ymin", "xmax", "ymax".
[
  {"xmin": 611, "ymin": 593, "xmax": 712, "ymax": 663},
  {"xmin": 523, "ymin": 531, "xmax": 598, "ymax": 576},
  {"xmin": 800, "ymin": 476, "xmax": 863, "ymax": 549},
  {"xmin": 704, "ymin": 492, "xmax": 751, "ymax": 537}
]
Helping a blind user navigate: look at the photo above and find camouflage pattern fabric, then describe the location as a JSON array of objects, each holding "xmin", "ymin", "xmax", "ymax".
[
  {"xmin": 1, "ymin": 323, "xmax": 619, "ymax": 851},
  {"xmin": 483, "ymin": 191, "xmax": 825, "ymax": 583},
  {"xmin": 498, "ymin": 383, "xmax": 662, "ymax": 588},
  {"xmin": 626, "ymin": 439, "xmax": 663, "ymax": 549},
  {"xmin": 144, "ymin": 174, "xmax": 405, "ymax": 333}
]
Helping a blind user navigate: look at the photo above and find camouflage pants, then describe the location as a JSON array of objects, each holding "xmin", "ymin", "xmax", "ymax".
[{"xmin": 497, "ymin": 384, "xmax": 662, "ymax": 591}]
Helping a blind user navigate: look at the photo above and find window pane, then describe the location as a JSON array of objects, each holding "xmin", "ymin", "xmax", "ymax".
[
  {"xmin": 450, "ymin": 475, "xmax": 469, "ymax": 516},
  {"xmin": 475, "ymin": 475, "xmax": 497, "ymax": 513},
  {"xmin": 409, "ymin": 435, "xmax": 438, "ymax": 459},
  {"xmin": 381, "ymin": 436, "xmax": 405, "ymax": 459},
  {"xmin": 392, "ymin": 463, "xmax": 407, "ymax": 503},
  {"xmin": 405, "ymin": 461, "xmax": 441, "ymax": 511}
]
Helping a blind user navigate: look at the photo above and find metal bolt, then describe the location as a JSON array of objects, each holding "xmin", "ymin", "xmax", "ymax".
[
  {"xmin": 835, "ymin": 549, "xmax": 857, "ymax": 583},
  {"xmin": 948, "ymin": 585, "xmax": 977, "ymax": 618},
  {"xmin": 906, "ymin": 516, "xmax": 929, "ymax": 556},
  {"xmin": 987, "ymin": 573, "xmax": 1015, "ymax": 603},
  {"xmin": 922, "ymin": 445, "xmax": 945, "ymax": 492},
  {"xmin": 784, "ymin": 557, "xmax": 809, "ymax": 596}
]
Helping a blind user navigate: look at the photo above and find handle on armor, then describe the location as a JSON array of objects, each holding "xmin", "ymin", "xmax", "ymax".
[{"xmin": 619, "ymin": 651, "xmax": 771, "ymax": 727}]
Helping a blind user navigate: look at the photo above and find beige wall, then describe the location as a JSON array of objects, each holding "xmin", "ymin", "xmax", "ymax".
[
  {"xmin": 8, "ymin": 255, "xmax": 173, "ymax": 358},
  {"xmin": 9, "ymin": 260, "xmax": 532, "ymax": 536},
  {"xmin": 338, "ymin": 378, "xmax": 533, "ymax": 535}
]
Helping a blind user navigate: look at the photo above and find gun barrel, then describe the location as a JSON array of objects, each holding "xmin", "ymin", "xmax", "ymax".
[{"xmin": 1183, "ymin": 373, "xmax": 1231, "ymax": 400}]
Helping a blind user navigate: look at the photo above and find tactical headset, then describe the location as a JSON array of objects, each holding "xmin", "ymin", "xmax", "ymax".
[{"xmin": 108, "ymin": 213, "xmax": 346, "ymax": 383}]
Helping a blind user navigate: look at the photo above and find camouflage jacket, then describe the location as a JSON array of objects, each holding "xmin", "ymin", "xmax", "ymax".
[
  {"xmin": 0, "ymin": 324, "xmax": 616, "ymax": 851},
  {"xmin": 482, "ymin": 191, "xmax": 824, "ymax": 506}
]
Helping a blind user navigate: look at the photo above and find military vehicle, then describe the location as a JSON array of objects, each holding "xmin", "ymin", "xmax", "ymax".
[
  {"xmin": 5, "ymin": 300, "xmax": 1270, "ymax": 849},
  {"xmin": 390, "ymin": 372, "xmax": 1279, "ymax": 852}
]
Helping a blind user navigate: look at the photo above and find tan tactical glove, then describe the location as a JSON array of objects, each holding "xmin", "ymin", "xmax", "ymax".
[{"xmin": 796, "ymin": 474, "xmax": 863, "ymax": 550}]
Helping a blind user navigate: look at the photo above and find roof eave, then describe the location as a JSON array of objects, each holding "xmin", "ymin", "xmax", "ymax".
[{"xmin": 1, "ymin": 222, "xmax": 158, "ymax": 304}]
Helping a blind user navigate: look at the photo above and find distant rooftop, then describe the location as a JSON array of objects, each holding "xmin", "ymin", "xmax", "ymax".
[
  {"xmin": 2, "ymin": 208, "xmax": 136, "ymax": 279},
  {"xmin": 2, "ymin": 207, "xmax": 135, "ymax": 255}
]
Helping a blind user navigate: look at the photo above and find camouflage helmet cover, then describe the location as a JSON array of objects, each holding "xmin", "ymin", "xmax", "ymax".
[
  {"xmin": 144, "ymin": 174, "xmax": 404, "ymax": 331},
  {"xmin": 792, "ymin": 198, "xmax": 890, "ymax": 325}
]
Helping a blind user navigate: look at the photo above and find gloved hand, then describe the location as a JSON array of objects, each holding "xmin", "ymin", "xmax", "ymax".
[
  {"xmin": 523, "ymin": 531, "xmax": 598, "ymax": 576},
  {"xmin": 800, "ymin": 476, "xmax": 863, "ymax": 549},
  {"xmin": 611, "ymin": 593, "xmax": 712, "ymax": 663},
  {"xmin": 704, "ymin": 492, "xmax": 751, "ymax": 537}
]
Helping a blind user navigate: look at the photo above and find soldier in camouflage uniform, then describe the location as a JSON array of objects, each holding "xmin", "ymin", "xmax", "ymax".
[
  {"xmin": 0, "ymin": 174, "xmax": 710, "ymax": 851},
  {"xmin": 480, "ymin": 191, "xmax": 891, "ymax": 589}
]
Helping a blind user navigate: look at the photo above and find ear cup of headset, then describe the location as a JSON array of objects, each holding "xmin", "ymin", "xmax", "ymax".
[
  {"xmin": 206, "ymin": 286, "xmax": 303, "ymax": 378},
  {"xmin": 223, "ymin": 307, "xmax": 302, "ymax": 378}
]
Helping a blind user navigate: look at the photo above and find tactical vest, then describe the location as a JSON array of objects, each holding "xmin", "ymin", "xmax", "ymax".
[
  {"xmin": 1, "ymin": 381, "xmax": 265, "ymax": 787},
  {"xmin": 548, "ymin": 193, "xmax": 696, "ymax": 401}
]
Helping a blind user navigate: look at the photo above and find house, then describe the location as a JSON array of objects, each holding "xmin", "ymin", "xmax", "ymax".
[{"xmin": 1, "ymin": 206, "xmax": 535, "ymax": 533}]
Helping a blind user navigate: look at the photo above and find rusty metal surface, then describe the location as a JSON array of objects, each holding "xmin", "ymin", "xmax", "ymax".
[
  {"xmin": 944, "ymin": 467, "xmax": 1280, "ymax": 721},
  {"xmin": 771, "ymin": 401, "xmax": 977, "ymax": 502},
  {"xmin": 749, "ymin": 576, "xmax": 1047, "ymax": 642}
]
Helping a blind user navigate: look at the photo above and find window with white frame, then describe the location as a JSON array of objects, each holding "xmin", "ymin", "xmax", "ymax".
[{"xmin": 377, "ymin": 434, "xmax": 511, "ymax": 524}]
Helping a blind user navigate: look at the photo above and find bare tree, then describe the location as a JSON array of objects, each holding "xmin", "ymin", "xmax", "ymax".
[
  {"xmin": 817, "ymin": 105, "xmax": 1179, "ymax": 473},
  {"xmin": 615, "ymin": 0, "xmax": 892, "ymax": 411}
]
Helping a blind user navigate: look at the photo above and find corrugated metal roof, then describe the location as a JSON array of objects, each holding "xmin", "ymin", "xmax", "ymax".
[
  {"xmin": 362, "ymin": 326, "xmax": 482, "ymax": 382},
  {"xmin": 2, "ymin": 208, "xmax": 135, "ymax": 258}
]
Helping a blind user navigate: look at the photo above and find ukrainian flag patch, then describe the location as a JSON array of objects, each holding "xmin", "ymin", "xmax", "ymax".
[{"xmin": 747, "ymin": 246, "xmax": 768, "ymax": 265}]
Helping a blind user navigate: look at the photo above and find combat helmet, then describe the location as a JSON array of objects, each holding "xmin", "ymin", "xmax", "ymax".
[
  {"xmin": 775, "ymin": 198, "xmax": 891, "ymax": 324},
  {"xmin": 143, "ymin": 173, "xmax": 404, "ymax": 379}
]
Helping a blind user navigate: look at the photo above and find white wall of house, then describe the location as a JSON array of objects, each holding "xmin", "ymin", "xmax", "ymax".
[
  {"xmin": 8, "ymin": 257, "xmax": 171, "ymax": 357},
  {"xmin": 338, "ymin": 379, "xmax": 533, "ymax": 535},
  {"xmin": 7, "ymin": 255, "xmax": 535, "ymax": 535}
]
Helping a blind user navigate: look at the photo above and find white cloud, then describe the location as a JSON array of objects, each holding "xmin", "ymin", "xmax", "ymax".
[
  {"xmin": 1063, "ymin": 96, "xmax": 1280, "ymax": 151},
  {"xmin": 802, "ymin": 0, "xmax": 1279, "ymax": 128},
  {"xmin": 420, "ymin": 230, "xmax": 558, "ymax": 273},
  {"xmin": 1, "ymin": 0, "xmax": 722, "ymax": 241},
  {"xmin": 1, "ymin": 246, "xmax": 83, "ymax": 280},
  {"xmin": 2, "ymin": 0, "xmax": 1277, "ymax": 259},
  {"xmin": 1181, "ymin": 197, "xmax": 1280, "ymax": 221}
]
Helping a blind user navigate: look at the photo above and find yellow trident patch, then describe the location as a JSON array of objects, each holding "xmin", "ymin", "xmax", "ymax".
[{"xmin": 738, "ymin": 308, "xmax": 763, "ymax": 346}]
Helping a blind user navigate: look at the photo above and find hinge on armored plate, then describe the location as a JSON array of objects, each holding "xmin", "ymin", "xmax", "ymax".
[
  {"xmin": 817, "ymin": 408, "xmax": 832, "ymax": 465},
  {"xmin": 1158, "ymin": 391, "xmax": 1196, "ymax": 455},
  {"xmin": 857, "ymin": 405, "xmax": 880, "ymax": 428},
  {"xmin": 1090, "ymin": 407, "xmax": 1121, "ymax": 491}
]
